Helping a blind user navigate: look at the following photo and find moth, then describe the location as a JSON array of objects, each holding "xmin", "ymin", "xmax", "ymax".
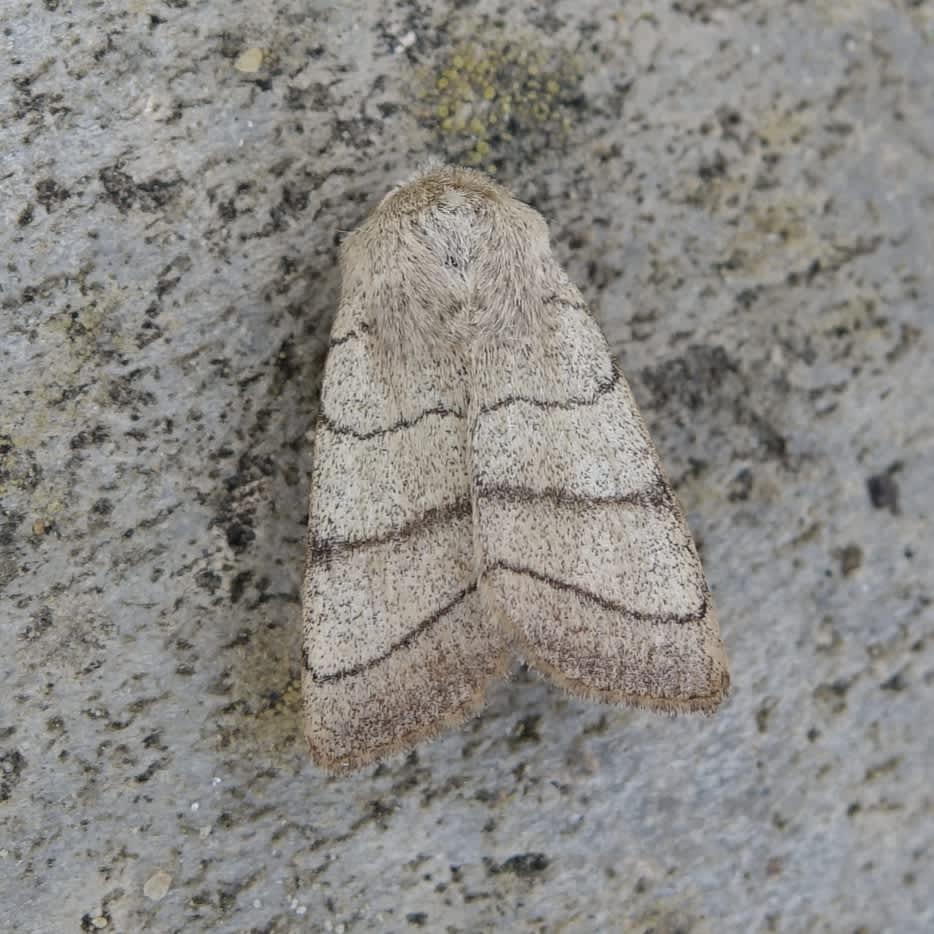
[{"xmin": 302, "ymin": 166, "xmax": 729, "ymax": 773}]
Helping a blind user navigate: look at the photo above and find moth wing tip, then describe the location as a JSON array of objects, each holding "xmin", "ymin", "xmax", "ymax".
[{"xmin": 301, "ymin": 653, "xmax": 514, "ymax": 776}]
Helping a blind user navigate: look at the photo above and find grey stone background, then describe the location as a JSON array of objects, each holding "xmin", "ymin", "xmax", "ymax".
[{"xmin": 2, "ymin": 1, "xmax": 932, "ymax": 931}]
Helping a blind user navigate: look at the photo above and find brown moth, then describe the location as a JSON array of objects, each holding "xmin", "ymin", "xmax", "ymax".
[{"xmin": 302, "ymin": 166, "xmax": 729, "ymax": 773}]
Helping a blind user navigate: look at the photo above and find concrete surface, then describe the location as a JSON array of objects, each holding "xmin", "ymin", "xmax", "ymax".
[{"xmin": 2, "ymin": 1, "xmax": 932, "ymax": 931}]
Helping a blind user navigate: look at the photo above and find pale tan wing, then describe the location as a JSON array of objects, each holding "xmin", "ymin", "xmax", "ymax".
[
  {"xmin": 302, "ymin": 317, "xmax": 509, "ymax": 773},
  {"xmin": 469, "ymin": 286, "xmax": 729, "ymax": 712}
]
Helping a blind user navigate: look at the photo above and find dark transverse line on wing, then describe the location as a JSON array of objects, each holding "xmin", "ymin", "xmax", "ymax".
[
  {"xmin": 479, "ymin": 479, "xmax": 672, "ymax": 512},
  {"xmin": 479, "ymin": 368, "xmax": 620, "ymax": 417},
  {"xmin": 328, "ymin": 324, "xmax": 372, "ymax": 347},
  {"xmin": 487, "ymin": 561, "xmax": 709, "ymax": 624},
  {"xmin": 310, "ymin": 497, "xmax": 473, "ymax": 563},
  {"xmin": 318, "ymin": 370, "xmax": 621, "ymax": 440},
  {"xmin": 306, "ymin": 583, "xmax": 478, "ymax": 684},
  {"xmin": 319, "ymin": 405, "xmax": 462, "ymax": 441},
  {"xmin": 306, "ymin": 565, "xmax": 707, "ymax": 683},
  {"xmin": 309, "ymin": 478, "xmax": 672, "ymax": 562}
]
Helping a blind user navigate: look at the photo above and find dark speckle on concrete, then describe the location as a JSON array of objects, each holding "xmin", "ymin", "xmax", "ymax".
[
  {"xmin": 835, "ymin": 543, "xmax": 864, "ymax": 577},
  {"xmin": 2, "ymin": 2, "xmax": 932, "ymax": 932},
  {"xmin": 0, "ymin": 749, "xmax": 27, "ymax": 802},
  {"xmin": 488, "ymin": 852, "xmax": 550, "ymax": 877},
  {"xmin": 867, "ymin": 464, "xmax": 902, "ymax": 515}
]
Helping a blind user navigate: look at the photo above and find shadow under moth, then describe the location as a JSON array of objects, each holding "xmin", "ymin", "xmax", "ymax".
[{"xmin": 302, "ymin": 166, "xmax": 730, "ymax": 773}]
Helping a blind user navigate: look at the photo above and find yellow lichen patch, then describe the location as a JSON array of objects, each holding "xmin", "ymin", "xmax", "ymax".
[
  {"xmin": 724, "ymin": 196, "xmax": 829, "ymax": 276},
  {"xmin": 758, "ymin": 106, "xmax": 812, "ymax": 149},
  {"xmin": 234, "ymin": 47, "xmax": 264, "ymax": 74},
  {"xmin": 414, "ymin": 37, "xmax": 583, "ymax": 169}
]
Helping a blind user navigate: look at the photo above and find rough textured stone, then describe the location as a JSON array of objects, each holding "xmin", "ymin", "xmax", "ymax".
[{"xmin": 2, "ymin": 2, "xmax": 932, "ymax": 931}]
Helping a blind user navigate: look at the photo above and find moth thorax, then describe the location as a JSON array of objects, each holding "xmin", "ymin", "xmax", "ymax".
[{"xmin": 417, "ymin": 196, "xmax": 493, "ymax": 287}]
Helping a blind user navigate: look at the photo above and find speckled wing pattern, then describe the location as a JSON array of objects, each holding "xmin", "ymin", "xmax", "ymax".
[
  {"xmin": 302, "ymin": 165, "xmax": 729, "ymax": 773},
  {"xmin": 302, "ymin": 311, "xmax": 511, "ymax": 773},
  {"xmin": 470, "ymin": 284, "xmax": 729, "ymax": 711}
]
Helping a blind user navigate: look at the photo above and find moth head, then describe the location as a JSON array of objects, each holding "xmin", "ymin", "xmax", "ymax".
[{"xmin": 342, "ymin": 166, "xmax": 557, "ymax": 351}]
